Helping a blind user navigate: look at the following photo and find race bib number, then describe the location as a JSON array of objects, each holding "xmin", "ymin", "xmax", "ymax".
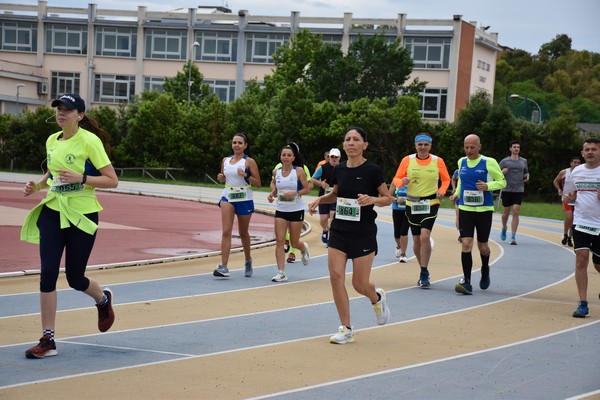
[
  {"xmin": 227, "ymin": 186, "xmax": 247, "ymax": 202},
  {"xmin": 51, "ymin": 182, "xmax": 85, "ymax": 193},
  {"xmin": 336, "ymin": 197, "xmax": 360, "ymax": 221},
  {"xmin": 574, "ymin": 225, "xmax": 600, "ymax": 236},
  {"xmin": 410, "ymin": 199, "xmax": 430, "ymax": 214},
  {"xmin": 463, "ymin": 190, "xmax": 484, "ymax": 206},
  {"xmin": 573, "ymin": 180, "xmax": 600, "ymax": 191},
  {"xmin": 277, "ymin": 190, "xmax": 297, "ymax": 204}
]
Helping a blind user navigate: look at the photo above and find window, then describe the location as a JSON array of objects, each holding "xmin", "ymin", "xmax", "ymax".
[
  {"xmin": 418, "ymin": 88, "xmax": 447, "ymax": 119},
  {"xmin": 94, "ymin": 74, "xmax": 135, "ymax": 103},
  {"xmin": 195, "ymin": 31, "xmax": 237, "ymax": 62},
  {"xmin": 51, "ymin": 71, "xmax": 81, "ymax": 99},
  {"xmin": 145, "ymin": 29, "xmax": 186, "ymax": 60},
  {"xmin": 321, "ymin": 34, "xmax": 342, "ymax": 46},
  {"xmin": 96, "ymin": 26, "xmax": 136, "ymax": 57},
  {"xmin": 0, "ymin": 21, "xmax": 37, "ymax": 52},
  {"xmin": 245, "ymin": 33, "xmax": 287, "ymax": 64},
  {"xmin": 144, "ymin": 76, "xmax": 165, "ymax": 93},
  {"xmin": 404, "ymin": 37, "xmax": 451, "ymax": 69},
  {"xmin": 45, "ymin": 24, "xmax": 87, "ymax": 54},
  {"xmin": 477, "ymin": 60, "xmax": 491, "ymax": 71},
  {"xmin": 349, "ymin": 34, "xmax": 397, "ymax": 45},
  {"xmin": 205, "ymin": 79, "xmax": 235, "ymax": 102}
]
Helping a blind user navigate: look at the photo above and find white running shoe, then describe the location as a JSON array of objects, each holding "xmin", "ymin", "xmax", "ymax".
[
  {"xmin": 372, "ymin": 288, "xmax": 390, "ymax": 325},
  {"xmin": 301, "ymin": 242, "xmax": 310, "ymax": 265},
  {"xmin": 395, "ymin": 246, "xmax": 401, "ymax": 258},
  {"xmin": 271, "ymin": 270, "xmax": 288, "ymax": 282},
  {"xmin": 398, "ymin": 253, "xmax": 408, "ymax": 263},
  {"xmin": 330, "ymin": 326, "xmax": 355, "ymax": 344}
]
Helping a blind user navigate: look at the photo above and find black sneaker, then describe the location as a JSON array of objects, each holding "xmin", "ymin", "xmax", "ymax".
[
  {"xmin": 96, "ymin": 289, "xmax": 115, "ymax": 332},
  {"xmin": 321, "ymin": 230, "xmax": 329, "ymax": 245},
  {"xmin": 567, "ymin": 237, "xmax": 573, "ymax": 247},
  {"xmin": 561, "ymin": 235, "xmax": 568, "ymax": 245},
  {"xmin": 418, "ymin": 269, "xmax": 430, "ymax": 288},
  {"xmin": 25, "ymin": 335, "xmax": 57, "ymax": 359},
  {"xmin": 479, "ymin": 267, "xmax": 490, "ymax": 290}
]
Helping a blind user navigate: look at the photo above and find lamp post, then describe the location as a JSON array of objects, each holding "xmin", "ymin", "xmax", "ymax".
[
  {"xmin": 16, "ymin": 83, "xmax": 25, "ymax": 112},
  {"xmin": 187, "ymin": 41, "xmax": 200, "ymax": 111},
  {"xmin": 510, "ymin": 94, "xmax": 542, "ymax": 124}
]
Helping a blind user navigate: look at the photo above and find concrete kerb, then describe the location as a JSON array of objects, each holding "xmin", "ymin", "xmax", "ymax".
[{"xmin": 0, "ymin": 185, "xmax": 312, "ymax": 279}]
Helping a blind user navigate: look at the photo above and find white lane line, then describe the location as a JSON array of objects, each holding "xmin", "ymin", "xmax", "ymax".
[
  {"xmin": 59, "ymin": 340, "xmax": 197, "ymax": 357},
  {"xmin": 247, "ymin": 319, "xmax": 600, "ymax": 400},
  {"xmin": 1, "ymin": 265, "xmax": 576, "ymax": 350},
  {"xmin": 4, "ymin": 313, "xmax": 596, "ymax": 392},
  {"xmin": 565, "ymin": 389, "xmax": 600, "ymax": 400}
]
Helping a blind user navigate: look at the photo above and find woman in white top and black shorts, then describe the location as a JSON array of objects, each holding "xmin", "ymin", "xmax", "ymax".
[
  {"xmin": 267, "ymin": 143, "xmax": 311, "ymax": 282},
  {"xmin": 214, "ymin": 133, "xmax": 261, "ymax": 278},
  {"xmin": 308, "ymin": 126, "xmax": 392, "ymax": 344}
]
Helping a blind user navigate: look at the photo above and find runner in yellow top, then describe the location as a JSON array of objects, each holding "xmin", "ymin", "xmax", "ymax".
[
  {"xmin": 392, "ymin": 133, "xmax": 450, "ymax": 288},
  {"xmin": 21, "ymin": 93, "xmax": 118, "ymax": 359}
]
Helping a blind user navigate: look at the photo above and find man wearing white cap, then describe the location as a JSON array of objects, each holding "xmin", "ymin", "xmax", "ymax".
[{"xmin": 311, "ymin": 148, "xmax": 342, "ymax": 245}]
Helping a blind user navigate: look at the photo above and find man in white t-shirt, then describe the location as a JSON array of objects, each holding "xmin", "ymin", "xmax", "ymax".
[{"xmin": 564, "ymin": 137, "xmax": 600, "ymax": 318}]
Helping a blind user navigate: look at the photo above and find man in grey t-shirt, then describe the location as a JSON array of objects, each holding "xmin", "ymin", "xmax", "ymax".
[{"xmin": 499, "ymin": 140, "xmax": 529, "ymax": 245}]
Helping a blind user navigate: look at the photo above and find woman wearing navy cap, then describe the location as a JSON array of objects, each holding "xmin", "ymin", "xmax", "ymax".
[{"xmin": 21, "ymin": 93, "xmax": 119, "ymax": 358}]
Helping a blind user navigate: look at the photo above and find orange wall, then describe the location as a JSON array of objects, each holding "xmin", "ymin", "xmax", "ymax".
[{"xmin": 454, "ymin": 21, "xmax": 475, "ymax": 120}]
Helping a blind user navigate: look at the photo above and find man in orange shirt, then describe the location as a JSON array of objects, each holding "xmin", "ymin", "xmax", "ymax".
[
  {"xmin": 314, "ymin": 150, "xmax": 330, "ymax": 173},
  {"xmin": 392, "ymin": 133, "xmax": 451, "ymax": 288}
]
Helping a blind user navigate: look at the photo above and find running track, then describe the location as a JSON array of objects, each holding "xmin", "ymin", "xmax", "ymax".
[{"xmin": 0, "ymin": 172, "xmax": 598, "ymax": 400}]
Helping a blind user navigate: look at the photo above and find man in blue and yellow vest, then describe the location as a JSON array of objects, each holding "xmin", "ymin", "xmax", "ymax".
[{"xmin": 451, "ymin": 134, "xmax": 506, "ymax": 295}]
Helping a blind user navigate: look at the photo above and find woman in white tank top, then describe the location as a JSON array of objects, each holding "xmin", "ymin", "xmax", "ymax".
[
  {"xmin": 267, "ymin": 143, "xmax": 311, "ymax": 282},
  {"xmin": 214, "ymin": 133, "xmax": 261, "ymax": 278}
]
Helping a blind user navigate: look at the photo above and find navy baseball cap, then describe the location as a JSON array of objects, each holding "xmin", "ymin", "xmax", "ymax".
[{"xmin": 51, "ymin": 94, "xmax": 86, "ymax": 112}]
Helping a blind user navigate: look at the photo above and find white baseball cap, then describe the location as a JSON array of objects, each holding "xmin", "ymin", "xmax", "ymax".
[{"xmin": 329, "ymin": 148, "xmax": 341, "ymax": 157}]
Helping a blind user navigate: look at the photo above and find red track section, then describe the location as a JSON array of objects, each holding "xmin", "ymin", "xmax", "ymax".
[{"xmin": 0, "ymin": 182, "xmax": 275, "ymax": 274}]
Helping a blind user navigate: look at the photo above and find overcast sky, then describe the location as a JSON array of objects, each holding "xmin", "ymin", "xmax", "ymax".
[{"xmin": 17, "ymin": 0, "xmax": 600, "ymax": 54}]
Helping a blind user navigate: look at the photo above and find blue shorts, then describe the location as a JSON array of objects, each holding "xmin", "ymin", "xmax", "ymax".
[{"xmin": 219, "ymin": 197, "xmax": 254, "ymax": 216}]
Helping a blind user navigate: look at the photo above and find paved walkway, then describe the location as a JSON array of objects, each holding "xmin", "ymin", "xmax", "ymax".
[{"xmin": 0, "ymin": 172, "xmax": 598, "ymax": 399}]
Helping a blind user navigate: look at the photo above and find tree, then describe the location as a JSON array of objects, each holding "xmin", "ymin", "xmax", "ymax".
[
  {"xmin": 345, "ymin": 34, "xmax": 413, "ymax": 101},
  {"xmin": 268, "ymin": 30, "xmax": 415, "ymax": 104},
  {"xmin": 162, "ymin": 61, "xmax": 215, "ymax": 108},
  {"xmin": 4, "ymin": 108, "xmax": 56, "ymax": 171},
  {"xmin": 114, "ymin": 94, "xmax": 182, "ymax": 167},
  {"xmin": 539, "ymin": 34, "xmax": 572, "ymax": 61}
]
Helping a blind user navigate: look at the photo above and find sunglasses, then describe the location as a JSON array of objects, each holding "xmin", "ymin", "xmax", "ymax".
[{"xmin": 329, "ymin": 155, "xmax": 340, "ymax": 158}]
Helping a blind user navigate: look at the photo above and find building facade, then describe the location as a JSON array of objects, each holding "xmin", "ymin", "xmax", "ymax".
[{"xmin": 0, "ymin": 1, "xmax": 501, "ymax": 122}]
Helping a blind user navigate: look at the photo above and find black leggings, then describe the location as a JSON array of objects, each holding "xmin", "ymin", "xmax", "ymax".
[{"xmin": 37, "ymin": 206, "xmax": 98, "ymax": 293}]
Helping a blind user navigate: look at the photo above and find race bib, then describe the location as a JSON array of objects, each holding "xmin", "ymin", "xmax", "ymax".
[
  {"xmin": 574, "ymin": 225, "xmax": 600, "ymax": 236},
  {"xmin": 573, "ymin": 180, "xmax": 600, "ymax": 191},
  {"xmin": 463, "ymin": 190, "xmax": 484, "ymax": 206},
  {"xmin": 410, "ymin": 199, "xmax": 430, "ymax": 214},
  {"xmin": 277, "ymin": 190, "xmax": 297, "ymax": 204},
  {"xmin": 227, "ymin": 186, "xmax": 248, "ymax": 202},
  {"xmin": 51, "ymin": 182, "xmax": 85, "ymax": 193},
  {"xmin": 336, "ymin": 197, "xmax": 360, "ymax": 221},
  {"xmin": 51, "ymin": 176, "xmax": 85, "ymax": 193}
]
